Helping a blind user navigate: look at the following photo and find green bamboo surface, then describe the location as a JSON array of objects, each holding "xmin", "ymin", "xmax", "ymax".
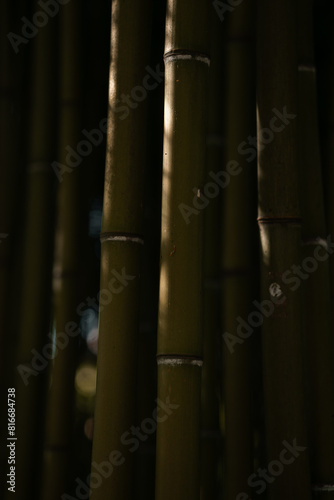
[
  {"xmin": 257, "ymin": 0, "xmax": 312, "ymax": 498},
  {"xmin": 89, "ymin": 1, "xmax": 151, "ymax": 499},
  {"xmin": 155, "ymin": 1, "xmax": 210, "ymax": 499}
]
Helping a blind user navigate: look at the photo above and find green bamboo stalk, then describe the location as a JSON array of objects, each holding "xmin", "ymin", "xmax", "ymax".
[
  {"xmin": 297, "ymin": 1, "xmax": 334, "ymax": 497},
  {"xmin": 39, "ymin": 2, "xmax": 83, "ymax": 498},
  {"xmin": 220, "ymin": 2, "xmax": 257, "ymax": 498},
  {"xmin": 8, "ymin": 3, "xmax": 58, "ymax": 498},
  {"xmin": 155, "ymin": 2, "xmax": 209, "ymax": 499},
  {"xmin": 89, "ymin": 1, "xmax": 151, "ymax": 498},
  {"xmin": 257, "ymin": 1, "xmax": 312, "ymax": 498},
  {"xmin": 200, "ymin": 7, "xmax": 223, "ymax": 499}
]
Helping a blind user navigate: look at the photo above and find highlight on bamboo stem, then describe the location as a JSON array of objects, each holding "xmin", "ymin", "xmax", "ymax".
[{"xmin": 155, "ymin": 1, "xmax": 210, "ymax": 499}]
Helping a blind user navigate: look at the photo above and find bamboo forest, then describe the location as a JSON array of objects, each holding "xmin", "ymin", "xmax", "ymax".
[{"xmin": 1, "ymin": 0, "xmax": 334, "ymax": 499}]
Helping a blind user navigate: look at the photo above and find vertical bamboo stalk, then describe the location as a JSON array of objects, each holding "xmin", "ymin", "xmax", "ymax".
[
  {"xmin": 200, "ymin": 7, "xmax": 223, "ymax": 499},
  {"xmin": 155, "ymin": 2, "xmax": 209, "ymax": 499},
  {"xmin": 39, "ymin": 1, "xmax": 83, "ymax": 498},
  {"xmin": 0, "ymin": 2, "xmax": 28, "ymax": 493},
  {"xmin": 10, "ymin": 2, "xmax": 58, "ymax": 498},
  {"xmin": 220, "ymin": 2, "xmax": 257, "ymax": 498},
  {"xmin": 257, "ymin": 0, "xmax": 312, "ymax": 498},
  {"xmin": 89, "ymin": 1, "xmax": 151, "ymax": 498},
  {"xmin": 297, "ymin": 1, "xmax": 334, "ymax": 497}
]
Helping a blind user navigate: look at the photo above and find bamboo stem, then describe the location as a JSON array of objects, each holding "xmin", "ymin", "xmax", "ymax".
[
  {"xmin": 89, "ymin": 1, "xmax": 151, "ymax": 498},
  {"xmin": 257, "ymin": 1, "xmax": 312, "ymax": 498},
  {"xmin": 9, "ymin": 1, "xmax": 58, "ymax": 498},
  {"xmin": 155, "ymin": 2, "xmax": 210, "ymax": 499},
  {"xmin": 39, "ymin": 2, "xmax": 83, "ymax": 498},
  {"xmin": 297, "ymin": 1, "xmax": 334, "ymax": 497}
]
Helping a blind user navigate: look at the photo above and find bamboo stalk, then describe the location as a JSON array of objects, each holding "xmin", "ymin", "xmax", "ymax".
[
  {"xmin": 155, "ymin": 2, "xmax": 210, "ymax": 499},
  {"xmin": 39, "ymin": 2, "xmax": 83, "ymax": 498},
  {"xmin": 89, "ymin": 1, "xmax": 151, "ymax": 498},
  {"xmin": 297, "ymin": 1, "xmax": 334, "ymax": 497},
  {"xmin": 200, "ymin": 7, "xmax": 223, "ymax": 499},
  {"xmin": 220, "ymin": 2, "xmax": 257, "ymax": 498},
  {"xmin": 9, "ymin": 2, "xmax": 58, "ymax": 498},
  {"xmin": 257, "ymin": 1, "xmax": 312, "ymax": 498},
  {"xmin": 0, "ymin": 2, "xmax": 29, "ymax": 494}
]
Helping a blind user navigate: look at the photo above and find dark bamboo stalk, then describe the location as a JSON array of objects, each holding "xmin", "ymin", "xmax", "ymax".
[
  {"xmin": 297, "ymin": 1, "xmax": 334, "ymax": 498},
  {"xmin": 9, "ymin": 2, "xmax": 58, "ymax": 497},
  {"xmin": 39, "ymin": 2, "xmax": 83, "ymax": 498},
  {"xmin": 257, "ymin": 1, "xmax": 312, "ymax": 498},
  {"xmin": 200, "ymin": 7, "xmax": 222, "ymax": 499},
  {"xmin": 220, "ymin": 2, "xmax": 256, "ymax": 498}
]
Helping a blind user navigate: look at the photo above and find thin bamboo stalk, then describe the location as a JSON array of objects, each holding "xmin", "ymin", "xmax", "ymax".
[
  {"xmin": 0, "ymin": 2, "xmax": 28, "ymax": 494},
  {"xmin": 89, "ymin": 1, "xmax": 151, "ymax": 498},
  {"xmin": 220, "ymin": 2, "xmax": 256, "ymax": 498},
  {"xmin": 9, "ymin": 2, "xmax": 58, "ymax": 498},
  {"xmin": 200, "ymin": 7, "xmax": 223, "ymax": 499},
  {"xmin": 155, "ymin": 2, "xmax": 210, "ymax": 499},
  {"xmin": 39, "ymin": 2, "xmax": 83, "ymax": 498},
  {"xmin": 297, "ymin": 1, "xmax": 334, "ymax": 497},
  {"xmin": 257, "ymin": 0, "xmax": 312, "ymax": 498}
]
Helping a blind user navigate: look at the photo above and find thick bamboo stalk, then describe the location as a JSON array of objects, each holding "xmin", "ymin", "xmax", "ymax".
[
  {"xmin": 9, "ymin": 2, "xmax": 58, "ymax": 498},
  {"xmin": 89, "ymin": 1, "xmax": 151, "ymax": 499},
  {"xmin": 297, "ymin": 1, "xmax": 334, "ymax": 497},
  {"xmin": 200, "ymin": 7, "xmax": 222, "ymax": 500},
  {"xmin": 155, "ymin": 2, "xmax": 209, "ymax": 499},
  {"xmin": 257, "ymin": 1, "xmax": 312, "ymax": 498},
  {"xmin": 220, "ymin": 2, "xmax": 257, "ymax": 498},
  {"xmin": 39, "ymin": 2, "xmax": 83, "ymax": 498}
]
